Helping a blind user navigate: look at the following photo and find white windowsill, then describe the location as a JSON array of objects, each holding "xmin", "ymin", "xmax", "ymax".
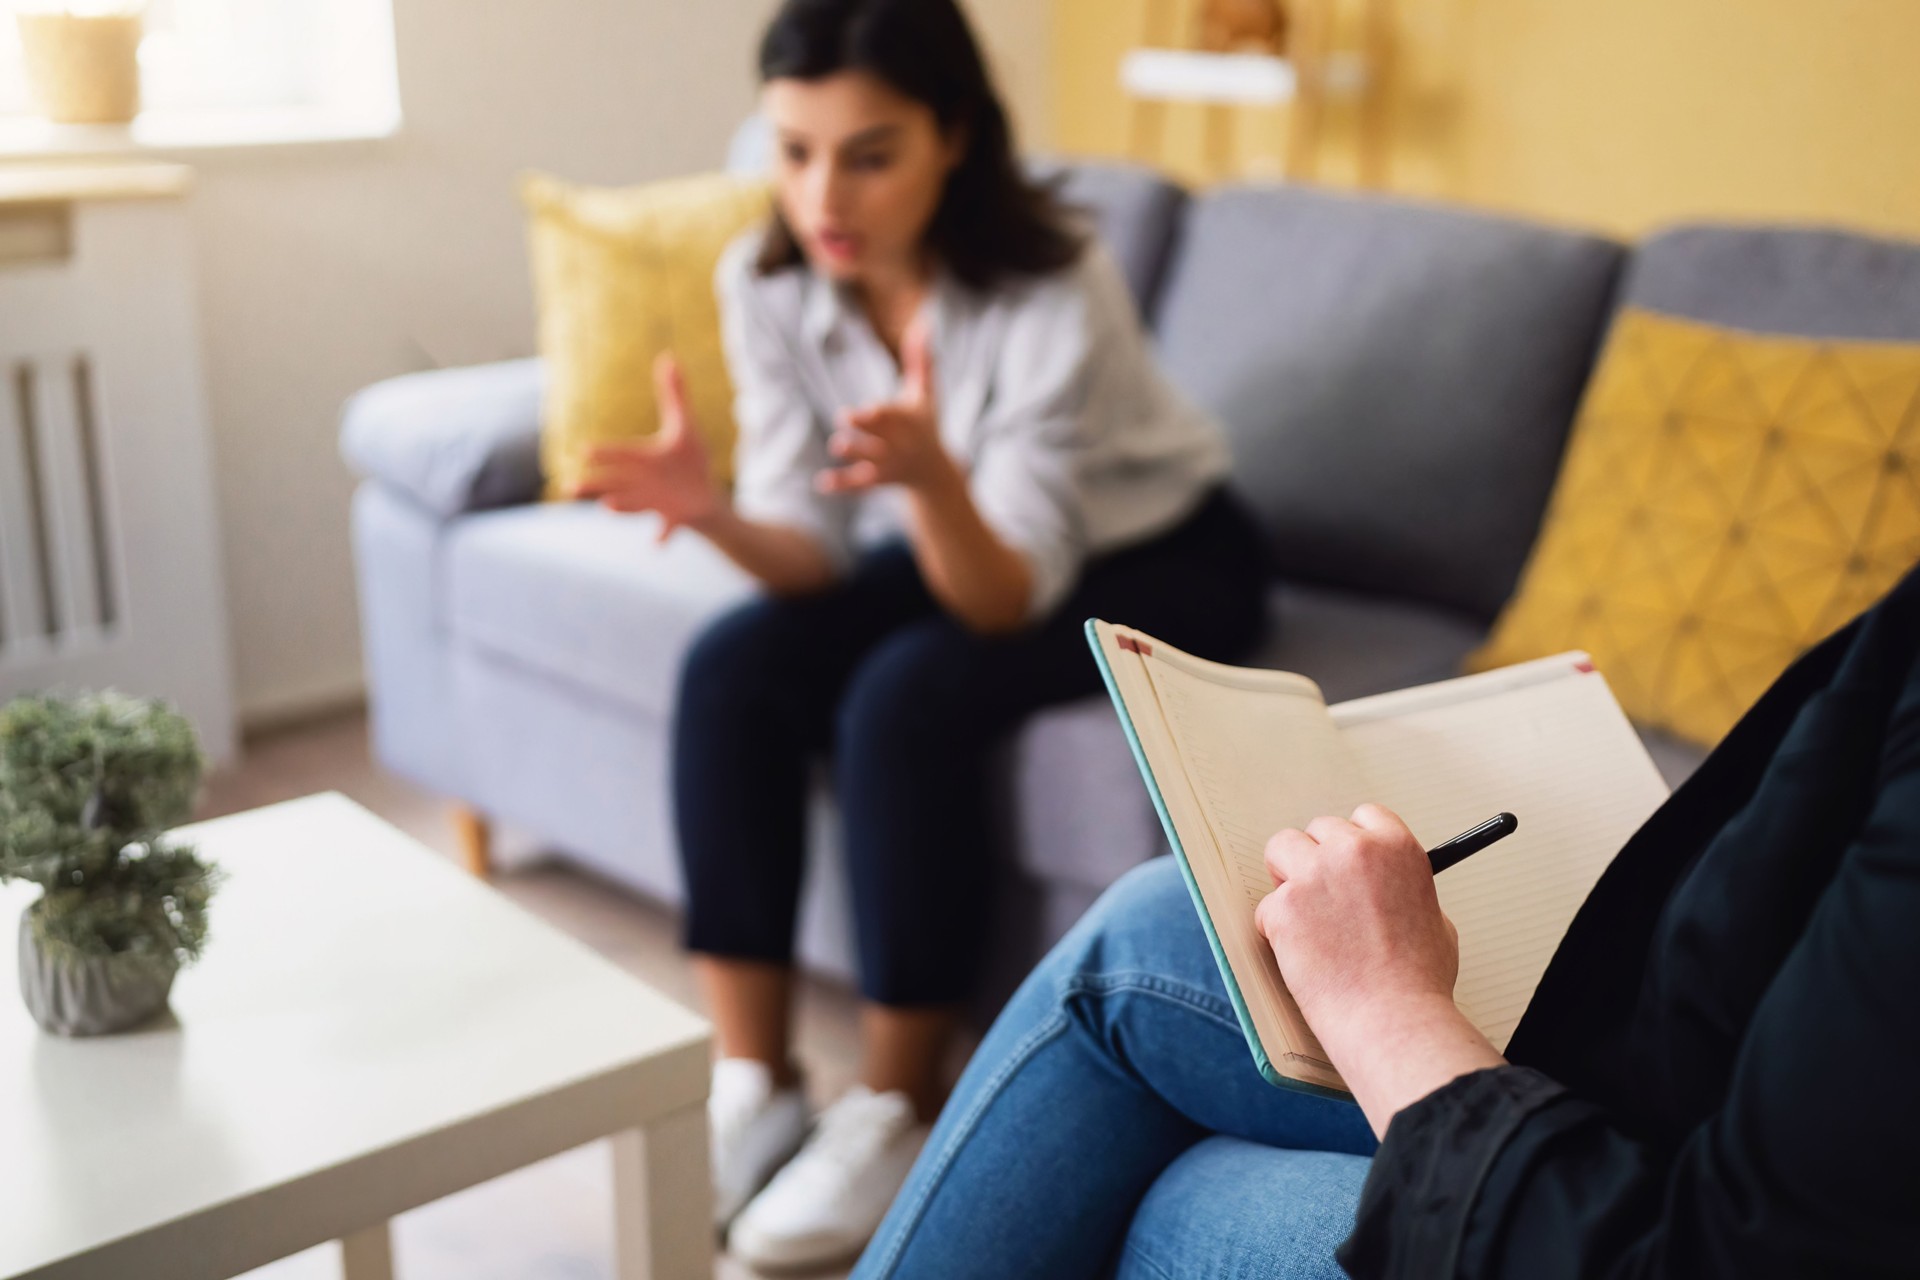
[
  {"xmin": 0, "ymin": 159, "xmax": 191, "ymax": 206},
  {"xmin": 0, "ymin": 104, "xmax": 401, "ymax": 163}
]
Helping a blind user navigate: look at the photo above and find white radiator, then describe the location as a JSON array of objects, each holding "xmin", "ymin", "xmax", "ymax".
[{"xmin": 0, "ymin": 164, "xmax": 236, "ymax": 762}]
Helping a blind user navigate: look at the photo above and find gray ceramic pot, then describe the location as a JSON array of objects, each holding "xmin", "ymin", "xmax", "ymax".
[{"xmin": 17, "ymin": 904, "xmax": 177, "ymax": 1036}]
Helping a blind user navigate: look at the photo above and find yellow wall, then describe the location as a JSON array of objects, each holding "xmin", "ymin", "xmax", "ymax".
[{"xmin": 1056, "ymin": 0, "xmax": 1920, "ymax": 241}]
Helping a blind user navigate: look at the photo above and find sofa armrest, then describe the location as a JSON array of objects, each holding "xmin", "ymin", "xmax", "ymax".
[{"xmin": 340, "ymin": 358, "xmax": 547, "ymax": 518}]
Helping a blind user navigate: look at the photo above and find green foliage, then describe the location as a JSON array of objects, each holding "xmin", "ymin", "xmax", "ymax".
[{"xmin": 0, "ymin": 691, "xmax": 219, "ymax": 967}]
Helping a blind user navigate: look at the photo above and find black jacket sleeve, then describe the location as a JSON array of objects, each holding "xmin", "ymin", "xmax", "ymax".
[{"xmin": 1338, "ymin": 714, "xmax": 1920, "ymax": 1278}]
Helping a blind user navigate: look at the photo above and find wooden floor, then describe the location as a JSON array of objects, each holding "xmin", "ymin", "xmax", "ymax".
[{"xmin": 200, "ymin": 710, "xmax": 865, "ymax": 1280}]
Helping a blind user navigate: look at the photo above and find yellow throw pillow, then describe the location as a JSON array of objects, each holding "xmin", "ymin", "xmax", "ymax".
[
  {"xmin": 1471, "ymin": 307, "xmax": 1920, "ymax": 747},
  {"xmin": 521, "ymin": 170, "xmax": 772, "ymax": 499}
]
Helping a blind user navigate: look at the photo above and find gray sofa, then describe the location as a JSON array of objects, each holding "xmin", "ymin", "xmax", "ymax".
[{"xmin": 342, "ymin": 160, "xmax": 1920, "ymax": 1006}]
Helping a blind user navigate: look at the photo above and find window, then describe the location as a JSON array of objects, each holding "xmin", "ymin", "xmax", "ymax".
[{"xmin": 0, "ymin": 0, "xmax": 398, "ymax": 135}]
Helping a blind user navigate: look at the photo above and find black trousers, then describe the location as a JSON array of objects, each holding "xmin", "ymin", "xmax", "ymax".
[{"xmin": 672, "ymin": 487, "xmax": 1272, "ymax": 1006}]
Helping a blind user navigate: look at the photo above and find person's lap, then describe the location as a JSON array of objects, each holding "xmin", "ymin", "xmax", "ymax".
[
  {"xmin": 680, "ymin": 507, "xmax": 1267, "ymax": 1001},
  {"xmin": 854, "ymin": 856, "xmax": 1376, "ymax": 1279}
]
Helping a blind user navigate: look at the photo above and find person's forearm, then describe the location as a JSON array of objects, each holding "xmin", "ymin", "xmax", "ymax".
[
  {"xmin": 688, "ymin": 502, "xmax": 839, "ymax": 596},
  {"xmin": 905, "ymin": 464, "xmax": 1033, "ymax": 634},
  {"xmin": 1313, "ymin": 992, "xmax": 1507, "ymax": 1140}
]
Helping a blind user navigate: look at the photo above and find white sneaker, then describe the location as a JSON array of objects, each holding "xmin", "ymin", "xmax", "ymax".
[
  {"xmin": 709, "ymin": 1058, "xmax": 811, "ymax": 1229},
  {"xmin": 727, "ymin": 1085, "xmax": 930, "ymax": 1272}
]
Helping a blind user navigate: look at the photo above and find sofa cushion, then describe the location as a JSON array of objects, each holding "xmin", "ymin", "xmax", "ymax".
[
  {"xmin": 1623, "ymin": 224, "xmax": 1920, "ymax": 340},
  {"xmin": 1641, "ymin": 729, "xmax": 1708, "ymax": 790},
  {"xmin": 1152, "ymin": 185, "xmax": 1625, "ymax": 621},
  {"xmin": 522, "ymin": 171, "xmax": 771, "ymax": 499},
  {"xmin": 1039, "ymin": 159, "xmax": 1189, "ymax": 317},
  {"xmin": 1469, "ymin": 307, "xmax": 1920, "ymax": 747},
  {"xmin": 445, "ymin": 503, "xmax": 756, "ymax": 720}
]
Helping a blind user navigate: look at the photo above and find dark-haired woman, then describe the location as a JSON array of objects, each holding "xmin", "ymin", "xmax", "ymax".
[{"xmin": 576, "ymin": 0, "xmax": 1267, "ymax": 1267}]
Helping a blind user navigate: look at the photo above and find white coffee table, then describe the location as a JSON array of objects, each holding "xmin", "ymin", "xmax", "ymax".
[{"xmin": 0, "ymin": 793, "xmax": 714, "ymax": 1280}]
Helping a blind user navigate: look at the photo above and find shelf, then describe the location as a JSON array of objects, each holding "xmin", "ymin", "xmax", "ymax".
[
  {"xmin": 1119, "ymin": 48, "xmax": 1367, "ymax": 107},
  {"xmin": 0, "ymin": 104, "xmax": 399, "ymax": 162}
]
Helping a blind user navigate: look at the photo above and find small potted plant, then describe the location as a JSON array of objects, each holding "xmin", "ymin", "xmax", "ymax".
[
  {"xmin": 15, "ymin": 3, "xmax": 146, "ymax": 125},
  {"xmin": 1, "ymin": 691, "xmax": 218, "ymax": 1036}
]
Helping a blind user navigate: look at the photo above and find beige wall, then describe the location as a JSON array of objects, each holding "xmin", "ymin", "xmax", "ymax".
[{"xmin": 183, "ymin": 0, "xmax": 1050, "ymax": 726}]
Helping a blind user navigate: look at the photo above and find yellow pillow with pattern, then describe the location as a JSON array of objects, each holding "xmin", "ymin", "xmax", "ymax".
[
  {"xmin": 521, "ymin": 171, "xmax": 771, "ymax": 499},
  {"xmin": 1471, "ymin": 307, "xmax": 1920, "ymax": 747}
]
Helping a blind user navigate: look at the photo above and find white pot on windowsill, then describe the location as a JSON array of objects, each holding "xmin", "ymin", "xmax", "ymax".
[{"xmin": 16, "ymin": 4, "xmax": 145, "ymax": 126}]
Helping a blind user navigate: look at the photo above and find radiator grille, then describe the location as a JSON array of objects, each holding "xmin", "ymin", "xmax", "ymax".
[{"xmin": 0, "ymin": 352, "xmax": 121, "ymax": 657}]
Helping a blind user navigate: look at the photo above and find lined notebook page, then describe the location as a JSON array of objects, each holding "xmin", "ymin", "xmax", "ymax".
[
  {"xmin": 1140, "ymin": 647, "xmax": 1363, "ymax": 911},
  {"xmin": 1332, "ymin": 657, "xmax": 1671, "ymax": 1050},
  {"xmin": 1123, "ymin": 637, "xmax": 1358, "ymax": 1083}
]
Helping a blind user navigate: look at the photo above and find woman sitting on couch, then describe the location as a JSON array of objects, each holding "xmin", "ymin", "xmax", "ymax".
[
  {"xmin": 853, "ymin": 568, "xmax": 1920, "ymax": 1278},
  {"xmin": 575, "ymin": 0, "xmax": 1267, "ymax": 1268}
]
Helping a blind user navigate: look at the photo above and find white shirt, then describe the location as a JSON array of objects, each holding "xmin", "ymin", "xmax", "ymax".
[{"xmin": 715, "ymin": 229, "xmax": 1232, "ymax": 619}]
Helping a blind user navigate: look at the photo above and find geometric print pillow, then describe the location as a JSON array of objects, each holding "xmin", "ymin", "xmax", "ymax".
[{"xmin": 1470, "ymin": 307, "xmax": 1920, "ymax": 747}]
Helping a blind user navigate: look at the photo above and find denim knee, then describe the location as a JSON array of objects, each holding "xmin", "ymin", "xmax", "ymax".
[
  {"xmin": 1118, "ymin": 1137, "xmax": 1368, "ymax": 1280},
  {"xmin": 1046, "ymin": 856, "xmax": 1212, "ymax": 991}
]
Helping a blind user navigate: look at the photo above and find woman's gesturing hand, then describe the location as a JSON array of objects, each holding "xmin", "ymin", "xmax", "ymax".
[
  {"xmin": 1254, "ymin": 804, "xmax": 1460, "ymax": 1036},
  {"xmin": 574, "ymin": 352, "xmax": 722, "ymax": 540},
  {"xmin": 817, "ymin": 316, "xmax": 963, "ymax": 498}
]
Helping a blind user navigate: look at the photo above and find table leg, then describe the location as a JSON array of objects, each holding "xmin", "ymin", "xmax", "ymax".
[
  {"xmin": 339, "ymin": 1222, "xmax": 394, "ymax": 1280},
  {"xmin": 611, "ymin": 1103, "xmax": 714, "ymax": 1280}
]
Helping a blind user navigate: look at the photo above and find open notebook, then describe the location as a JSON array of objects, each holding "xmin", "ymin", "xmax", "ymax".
[{"xmin": 1086, "ymin": 619, "xmax": 1671, "ymax": 1095}]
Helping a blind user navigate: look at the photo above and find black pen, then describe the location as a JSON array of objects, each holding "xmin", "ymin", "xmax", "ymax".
[{"xmin": 1428, "ymin": 812, "xmax": 1518, "ymax": 875}]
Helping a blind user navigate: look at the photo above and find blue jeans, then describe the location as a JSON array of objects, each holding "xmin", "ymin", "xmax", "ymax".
[{"xmin": 853, "ymin": 857, "xmax": 1379, "ymax": 1279}]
